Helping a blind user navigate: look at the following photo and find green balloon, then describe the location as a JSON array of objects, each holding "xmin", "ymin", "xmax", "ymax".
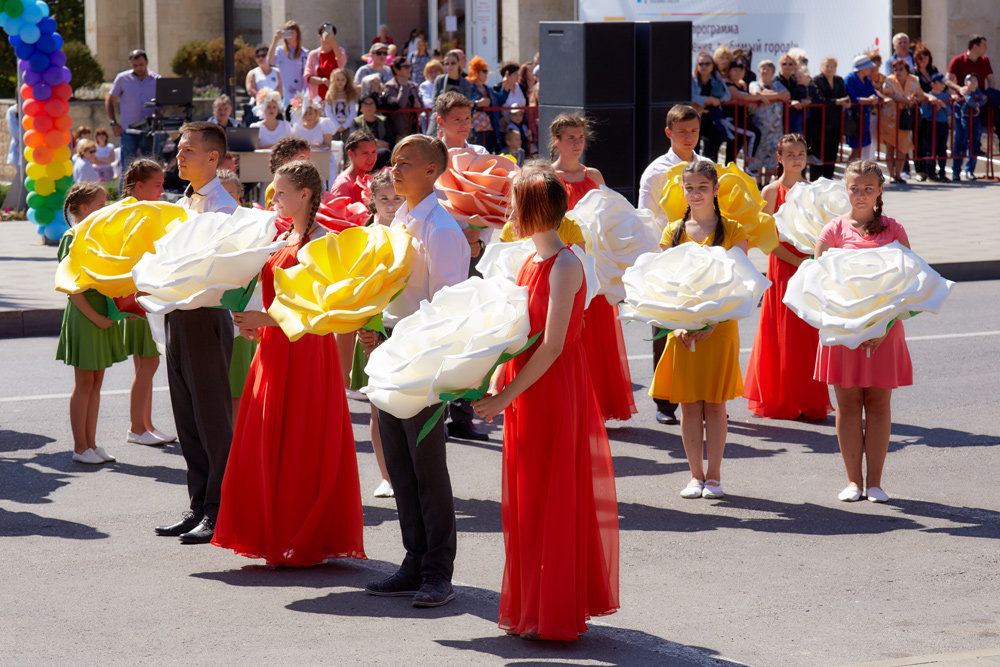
[
  {"xmin": 6, "ymin": 0, "xmax": 25, "ymax": 18},
  {"xmin": 55, "ymin": 176, "xmax": 74, "ymax": 193},
  {"xmin": 24, "ymin": 177, "xmax": 36, "ymax": 193},
  {"xmin": 26, "ymin": 192, "xmax": 43, "ymax": 209},
  {"xmin": 35, "ymin": 207, "xmax": 55, "ymax": 224}
]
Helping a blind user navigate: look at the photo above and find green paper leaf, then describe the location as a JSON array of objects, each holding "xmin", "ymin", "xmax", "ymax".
[
  {"xmin": 362, "ymin": 312, "xmax": 387, "ymax": 337},
  {"xmin": 643, "ymin": 323, "xmax": 712, "ymax": 341},
  {"xmin": 105, "ymin": 296, "xmax": 131, "ymax": 322},
  {"xmin": 215, "ymin": 276, "xmax": 258, "ymax": 312},
  {"xmin": 415, "ymin": 331, "xmax": 542, "ymax": 446}
]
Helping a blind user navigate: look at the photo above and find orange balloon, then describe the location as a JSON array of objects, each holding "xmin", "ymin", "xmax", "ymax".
[
  {"xmin": 53, "ymin": 115, "xmax": 73, "ymax": 132},
  {"xmin": 24, "ymin": 130, "xmax": 44, "ymax": 148},
  {"xmin": 52, "ymin": 145, "xmax": 71, "ymax": 163},
  {"xmin": 21, "ymin": 115, "xmax": 34, "ymax": 131},
  {"xmin": 32, "ymin": 146, "xmax": 53, "ymax": 164},
  {"xmin": 43, "ymin": 130, "xmax": 66, "ymax": 150}
]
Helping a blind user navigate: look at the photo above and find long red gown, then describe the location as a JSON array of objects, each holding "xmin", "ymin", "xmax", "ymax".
[
  {"xmin": 212, "ymin": 242, "xmax": 366, "ymax": 566},
  {"xmin": 499, "ymin": 248, "xmax": 620, "ymax": 641},
  {"xmin": 744, "ymin": 183, "xmax": 832, "ymax": 419},
  {"xmin": 561, "ymin": 174, "xmax": 637, "ymax": 421}
]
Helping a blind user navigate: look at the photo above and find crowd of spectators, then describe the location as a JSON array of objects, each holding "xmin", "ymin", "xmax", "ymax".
[{"xmin": 689, "ymin": 33, "xmax": 1000, "ymax": 185}]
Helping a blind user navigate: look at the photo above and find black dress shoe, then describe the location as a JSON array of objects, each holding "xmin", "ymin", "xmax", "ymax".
[
  {"xmin": 154, "ymin": 511, "xmax": 203, "ymax": 536},
  {"xmin": 365, "ymin": 571, "xmax": 422, "ymax": 597},
  {"xmin": 178, "ymin": 516, "xmax": 215, "ymax": 544},
  {"xmin": 412, "ymin": 576, "xmax": 455, "ymax": 607},
  {"xmin": 655, "ymin": 410, "xmax": 679, "ymax": 425},
  {"xmin": 447, "ymin": 422, "xmax": 490, "ymax": 442}
]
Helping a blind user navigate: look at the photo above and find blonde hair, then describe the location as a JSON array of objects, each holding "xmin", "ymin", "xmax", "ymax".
[
  {"xmin": 325, "ymin": 68, "xmax": 358, "ymax": 103},
  {"xmin": 75, "ymin": 138, "xmax": 96, "ymax": 158}
]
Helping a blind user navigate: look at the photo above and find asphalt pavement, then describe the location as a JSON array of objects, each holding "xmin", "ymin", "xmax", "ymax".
[{"xmin": 1, "ymin": 279, "xmax": 999, "ymax": 665}]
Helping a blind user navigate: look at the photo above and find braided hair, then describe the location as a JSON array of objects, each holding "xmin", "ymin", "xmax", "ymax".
[
  {"xmin": 62, "ymin": 182, "xmax": 106, "ymax": 224},
  {"xmin": 844, "ymin": 159, "xmax": 887, "ymax": 236},
  {"xmin": 275, "ymin": 160, "xmax": 322, "ymax": 242},
  {"xmin": 121, "ymin": 158, "xmax": 163, "ymax": 198},
  {"xmin": 672, "ymin": 160, "xmax": 725, "ymax": 247}
]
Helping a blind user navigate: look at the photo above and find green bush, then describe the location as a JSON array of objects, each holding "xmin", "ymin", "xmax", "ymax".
[
  {"xmin": 63, "ymin": 41, "xmax": 105, "ymax": 91},
  {"xmin": 171, "ymin": 37, "xmax": 255, "ymax": 90},
  {"xmin": 102, "ymin": 180, "xmax": 119, "ymax": 201}
]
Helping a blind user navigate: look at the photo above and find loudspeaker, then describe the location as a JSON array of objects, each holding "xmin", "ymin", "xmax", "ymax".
[
  {"xmin": 539, "ymin": 104, "xmax": 636, "ymax": 203},
  {"xmin": 538, "ymin": 22, "xmax": 636, "ymax": 107},
  {"xmin": 636, "ymin": 102, "xmax": 687, "ymax": 174},
  {"xmin": 634, "ymin": 22, "xmax": 692, "ymax": 106}
]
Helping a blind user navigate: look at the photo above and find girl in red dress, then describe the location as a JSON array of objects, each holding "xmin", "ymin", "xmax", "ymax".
[
  {"xmin": 550, "ymin": 114, "xmax": 636, "ymax": 422},
  {"xmin": 744, "ymin": 134, "xmax": 832, "ymax": 420},
  {"xmin": 212, "ymin": 161, "xmax": 366, "ymax": 566},
  {"xmin": 474, "ymin": 161, "xmax": 619, "ymax": 641}
]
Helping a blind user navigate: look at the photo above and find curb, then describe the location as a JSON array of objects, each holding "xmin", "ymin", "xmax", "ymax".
[
  {"xmin": 929, "ymin": 260, "xmax": 1000, "ymax": 283},
  {"xmin": 0, "ymin": 309, "xmax": 63, "ymax": 339}
]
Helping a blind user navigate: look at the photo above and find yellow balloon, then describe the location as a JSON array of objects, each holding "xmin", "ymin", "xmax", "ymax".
[
  {"xmin": 26, "ymin": 162, "xmax": 47, "ymax": 181},
  {"xmin": 23, "ymin": 146, "xmax": 35, "ymax": 163},
  {"xmin": 45, "ymin": 161, "xmax": 65, "ymax": 180},
  {"xmin": 52, "ymin": 146, "xmax": 71, "ymax": 163},
  {"xmin": 35, "ymin": 177, "xmax": 56, "ymax": 196}
]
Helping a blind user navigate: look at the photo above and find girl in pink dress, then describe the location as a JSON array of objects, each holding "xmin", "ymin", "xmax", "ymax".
[{"xmin": 814, "ymin": 160, "xmax": 912, "ymax": 504}]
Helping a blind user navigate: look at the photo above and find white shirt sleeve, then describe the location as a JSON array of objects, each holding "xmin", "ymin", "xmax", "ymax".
[{"xmin": 425, "ymin": 226, "xmax": 471, "ymax": 297}]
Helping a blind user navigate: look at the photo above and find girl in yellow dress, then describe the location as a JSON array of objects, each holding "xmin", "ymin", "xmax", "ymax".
[{"xmin": 650, "ymin": 160, "xmax": 749, "ymax": 500}]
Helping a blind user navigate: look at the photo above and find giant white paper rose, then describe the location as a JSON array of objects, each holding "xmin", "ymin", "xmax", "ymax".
[
  {"xmin": 566, "ymin": 185, "xmax": 660, "ymax": 302},
  {"xmin": 133, "ymin": 207, "xmax": 285, "ymax": 314},
  {"xmin": 783, "ymin": 242, "xmax": 953, "ymax": 349},
  {"xmin": 477, "ymin": 238, "xmax": 600, "ymax": 308},
  {"xmin": 362, "ymin": 276, "xmax": 530, "ymax": 419},
  {"xmin": 774, "ymin": 178, "xmax": 851, "ymax": 254},
  {"xmin": 619, "ymin": 244, "xmax": 771, "ymax": 330}
]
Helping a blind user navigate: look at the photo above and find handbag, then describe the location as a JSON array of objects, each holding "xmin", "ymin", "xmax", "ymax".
[
  {"xmin": 898, "ymin": 106, "xmax": 915, "ymax": 131},
  {"xmin": 843, "ymin": 106, "xmax": 861, "ymax": 140}
]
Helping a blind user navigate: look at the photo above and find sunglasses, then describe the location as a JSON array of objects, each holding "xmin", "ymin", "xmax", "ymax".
[
  {"xmin": 373, "ymin": 50, "xmax": 388, "ymax": 56},
  {"xmin": 256, "ymin": 53, "xmax": 267, "ymax": 58},
  {"xmin": 892, "ymin": 65, "xmax": 906, "ymax": 70},
  {"xmin": 697, "ymin": 61, "xmax": 713, "ymax": 67}
]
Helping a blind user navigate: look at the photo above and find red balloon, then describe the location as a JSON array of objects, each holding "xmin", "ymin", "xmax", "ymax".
[
  {"xmin": 32, "ymin": 146, "xmax": 53, "ymax": 164},
  {"xmin": 53, "ymin": 115, "xmax": 73, "ymax": 132},
  {"xmin": 52, "ymin": 83, "xmax": 72, "ymax": 101},
  {"xmin": 24, "ymin": 99, "xmax": 44, "ymax": 116},
  {"xmin": 24, "ymin": 130, "xmax": 45, "ymax": 148},
  {"xmin": 31, "ymin": 114, "xmax": 54, "ymax": 133},
  {"xmin": 43, "ymin": 98, "xmax": 69, "ymax": 117},
  {"xmin": 43, "ymin": 130, "xmax": 66, "ymax": 149},
  {"xmin": 20, "ymin": 84, "xmax": 34, "ymax": 101}
]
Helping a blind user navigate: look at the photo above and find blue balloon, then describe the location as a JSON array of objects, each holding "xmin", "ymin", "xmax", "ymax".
[
  {"xmin": 43, "ymin": 221, "xmax": 69, "ymax": 241},
  {"xmin": 20, "ymin": 24, "xmax": 42, "ymax": 45},
  {"xmin": 38, "ymin": 17, "xmax": 57, "ymax": 35},
  {"xmin": 36, "ymin": 224, "xmax": 47, "ymax": 237},
  {"xmin": 24, "ymin": 69, "xmax": 43, "ymax": 86},
  {"xmin": 51, "ymin": 209, "xmax": 65, "ymax": 225},
  {"xmin": 50, "ymin": 33, "xmax": 63, "ymax": 51},
  {"xmin": 3, "ymin": 17, "xmax": 22, "ymax": 36},
  {"xmin": 22, "ymin": 2, "xmax": 45, "ymax": 24},
  {"xmin": 35, "ymin": 34, "xmax": 56, "ymax": 53},
  {"xmin": 49, "ymin": 50, "xmax": 65, "ymax": 67},
  {"xmin": 61, "ymin": 66, "xmax": 72, "ymax": 84},
  {"xmin": 33, "ymin": 83, "xmax": 52, "ymax": 101},
  {"xmin": 15, "ymin": 41, "xmax": 37, "ymax": 60},
  {"xmin": 43, "ymin": 65, "xmax": 63, "ymax": 85},
  {"xmin": 38, "ymin": 1, "xmax": 52, "ymax": 17},
  {"xmin": 29, "ymin": 51, "xmax": 50, "ymax": 71},
  {"xmin": 27, "ymin": 209, "xmax": 38, "ymax": 224},
  {"xmin": 10, "ymin": 35, "xmax": 24, "ymax": 49},
  {"xmin": 18, "ymin": 59, "xmax": 31, "ymax": 74}
]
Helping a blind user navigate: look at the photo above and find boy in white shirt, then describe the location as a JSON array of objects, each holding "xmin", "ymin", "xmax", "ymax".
[{"xmin": 363, "ymin": 134, "xmax": 469, "ymax": 608}]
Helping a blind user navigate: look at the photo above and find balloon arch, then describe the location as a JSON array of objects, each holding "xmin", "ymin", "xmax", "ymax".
[{"xmin": 2, "ymin": 0, "xmax": 75, "ymax": 241}]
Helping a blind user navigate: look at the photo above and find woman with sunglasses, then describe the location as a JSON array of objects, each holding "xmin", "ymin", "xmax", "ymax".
[
  {"xmin": 72, "ymin": 139, "xmax": 102, "ymax": 184},
  {"xmin": 428, "ymin": 49, "xmax": 479, "ymax": 138},
  {"xmin": 305, "ymin": 22, "xmax": 347, "ymax": 100},
  {"xmin": 247, "ymin": 44, "xmax": 284, "ymax": 104},
  {"xmin": 690, "ymin": 51, "xmax": 731, "ymax": 162}
]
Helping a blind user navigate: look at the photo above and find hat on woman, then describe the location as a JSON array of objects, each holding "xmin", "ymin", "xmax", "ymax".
[{"xmin": 852, "ymin": 54, "xmax": 876, "ymax": 72}]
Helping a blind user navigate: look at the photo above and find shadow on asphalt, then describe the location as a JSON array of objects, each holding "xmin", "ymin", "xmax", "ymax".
[
  {"xmin": 889, "ymin": 422, "xmax": 1000, "ymax": 451},
  {"xmin": 0, "ymin": 508, "xmax": 109, "ymax": 539},
  {"xmin": 888, "ymin": 498, "xmax": 1000, "ymax": 539},
  {"xmin": 728, "ymin": 419, "xmax": 839, "ymax": 454},
  {"xmin": 0, "ymin": 429, "xmax": 55, "ymax": 453},
  {"xmin": 279, "ymin": 559, "xmax": 739, "ymax": 666}
]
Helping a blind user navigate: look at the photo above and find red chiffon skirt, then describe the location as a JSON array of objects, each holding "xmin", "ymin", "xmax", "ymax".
[
  {"xmin": 744, "ymin": 247, "xmax": 832, "ymax": 419},
  {"xmin": 582, "ymin": 296, "xmax": 637, "ymax": 421},
  {"xmin": 212, "ymin": 326, "xmax": 366, "ymax": 566}
]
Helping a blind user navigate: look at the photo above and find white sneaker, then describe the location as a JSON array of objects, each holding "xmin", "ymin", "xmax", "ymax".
[
  {"xmin": 150, "ymin": 428, "xmax": 177, "ymax": 443},
  {"xmin": 680, "ymin": 480, "xmax": 704, "ymax": 499},
  {"xmin": 128, "ymin": 430, "xmax": 165, "ymax": 446},
  {"xmin": 345, "ymin": 388, "xmax": 368, "ymax": 402},
  {"xmin": 72, "ymin": 449, "xmax": 105, "ymax": 464},
  {"xmin": 866, "ymin": 486, "xmax": 889, "ymax": 503},
  {"xmin": 702, "ymin": 479, "xmax": 725, "ymax": 499},
  {"xmin": 373, "ymin": 479, "xmax": 394, "ymax": 498},
  {"xmin": 93, "ymin": 446, "xmax": 116, "ymax": 462},
  {"xmin": 838, "ymin": 485, "xmax": 863, "ymax": 502}
]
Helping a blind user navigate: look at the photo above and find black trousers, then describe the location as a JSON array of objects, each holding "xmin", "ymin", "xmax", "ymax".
[
  {"xmin": 165, "ymin": 308, "xmax": 234, "ymax": 520},
  {"xmin": 377, "ymin": 404, "xmax": 457, "ymax": 581},
  {"xmin": 651, "ymin": 326, "xmax": 677, "ymax": 415}
]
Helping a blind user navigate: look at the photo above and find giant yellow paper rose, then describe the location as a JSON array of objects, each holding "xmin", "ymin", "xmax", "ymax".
[
  {"xmin": 658, "ymin": 162, "xmax": 779, "ymax": 253},
  {"xmin": 268, "ymin": 224, "xmax": 414, "ymax": 341},
  {"xmin": 54, "ymin": 198, "xmax": 189, "ymax": 297}
]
